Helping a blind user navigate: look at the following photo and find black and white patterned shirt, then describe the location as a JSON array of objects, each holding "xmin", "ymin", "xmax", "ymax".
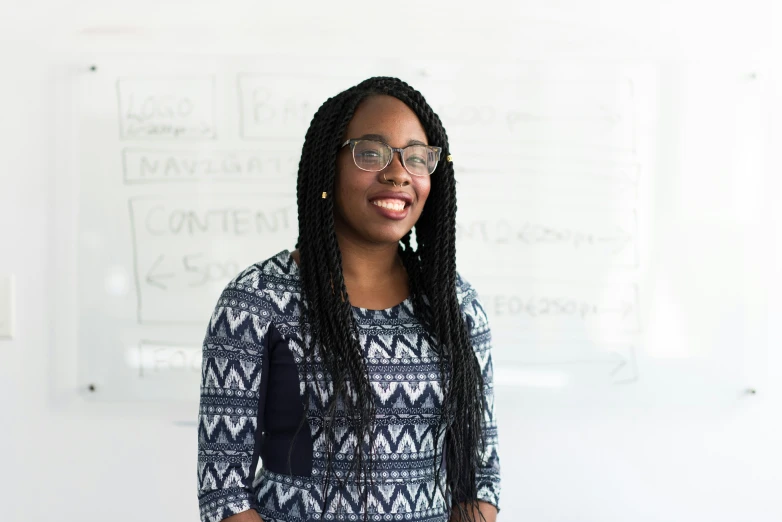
[{"xmin": 197, "ymin": 250, "xmax": 500, "ymax": 522}]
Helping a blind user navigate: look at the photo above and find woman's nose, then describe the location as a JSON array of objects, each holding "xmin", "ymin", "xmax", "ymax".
[{"xmin": 379, "ymin": 151, "xmax": 412, "ymax": 187}]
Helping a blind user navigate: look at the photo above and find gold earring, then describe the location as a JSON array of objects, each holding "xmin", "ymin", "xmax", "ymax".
[{"xmin": 321, "ymin": 192, "xmax": 327, "ymax": 199}]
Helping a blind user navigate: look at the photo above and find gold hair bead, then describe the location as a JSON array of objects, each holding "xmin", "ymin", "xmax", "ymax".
[
  {"xmin": 322, "ymin": 192, "xmax": 328, "ymax": 199},
  {"xmin": 446, "ymin": 155, "xmax": 453, "ymax": 163}
]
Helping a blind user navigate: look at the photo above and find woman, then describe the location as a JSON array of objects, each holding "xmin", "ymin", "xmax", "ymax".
[{"xmin": 197, "ymin": 77, "xmax": 501, "ymax": 522}]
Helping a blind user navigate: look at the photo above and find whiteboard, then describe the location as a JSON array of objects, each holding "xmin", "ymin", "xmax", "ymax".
[{"xmin": 59, "ymin": 55, "xmax": 771, "ymax": 407}]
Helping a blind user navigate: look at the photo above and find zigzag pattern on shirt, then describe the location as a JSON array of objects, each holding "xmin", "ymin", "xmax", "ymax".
[
  {"xmin": 197, "ymin": 250, "xmax": 501, "ymax": 522},
  {"xmin": 201, "ymin": 355, "xmax": 260, "ymax": 390},
  {"xmin": 307, "ymin": 421, "xmax": 441, "ymax": 459},
  {"xmin": 362, "ymin": 331, "xmax": 436, "ymax": 359},
  {"xmin": 254, "ymin": 470, "xmax": 312, "ymax": 522},
  {"xmin": 308, "ymin": 478, "xmax": 447, "ymax": 517},
  {"xmin": 300, "ymin": 376, "xmax": 445, "ymax": 410},
  {"xmin": 198, "ymin": 487, "xmax": 253, "ymax": 522},
  {"xmin": 370, "ymin": 381, "xmax": 443, "ymax": 406}
]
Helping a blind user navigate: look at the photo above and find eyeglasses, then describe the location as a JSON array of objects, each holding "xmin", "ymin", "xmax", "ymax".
[{"xmin": 341, "ymin": 139, "xmax": 442, "ymax": 176}]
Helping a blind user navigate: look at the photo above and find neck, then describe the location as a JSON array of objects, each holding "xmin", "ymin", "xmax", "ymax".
[
  {"xmin": 337, "ymin": 235, "xmax": 402, "ymax": 286},
  {"xmin": 292, "ymin": 227, "xmax": 410, "ymax": 309}
]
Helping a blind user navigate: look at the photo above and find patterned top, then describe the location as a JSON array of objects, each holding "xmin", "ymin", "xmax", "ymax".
[{"xmin": 197, "ymin": 250, "xmax": 501, "ymax": 522}]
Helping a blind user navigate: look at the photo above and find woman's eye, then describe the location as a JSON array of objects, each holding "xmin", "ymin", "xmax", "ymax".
[
  {"xmin": 358, "ymin": 151, "xmax": 380, "ymax": 158},
  {"xmin": 408, "ymin": 155, "xmax": 426, "ymax": 165}
]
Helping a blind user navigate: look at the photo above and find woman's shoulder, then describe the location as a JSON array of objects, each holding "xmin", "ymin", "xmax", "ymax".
[
  {"xmin": 215, "ymin": 250, "xmax": 301, "ymax": 319},
  {"xmin": 226, "ymin": 249, "xmax": 299, "ymax": 291},
  {"xmin": 455, "ymin": 271, "xmax": 478, "ymax": 305},
  {"xmin": 455, "ymin": 271, "xmax": 490, "ymax": 329}
]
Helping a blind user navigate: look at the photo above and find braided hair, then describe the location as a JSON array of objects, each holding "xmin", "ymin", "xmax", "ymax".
[{"xmin": 294, "ymin": 77, "xmax": 486, "ymax": 521}]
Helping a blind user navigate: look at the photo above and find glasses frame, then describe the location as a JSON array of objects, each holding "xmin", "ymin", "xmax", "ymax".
[{"xmin": 341, "ymin": 138, "xmax": 442, "ymax": 176}]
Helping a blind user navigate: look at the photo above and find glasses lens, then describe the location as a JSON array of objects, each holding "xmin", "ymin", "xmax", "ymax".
[
  {"xmin": 403, "ymin": 145, "xmax": 438, "ymax": 176},
  {"xmin": 353, "ymin": 140, "xmax": 391, "ymax": 171}
]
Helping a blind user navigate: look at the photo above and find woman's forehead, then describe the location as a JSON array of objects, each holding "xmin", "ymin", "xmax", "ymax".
[{"xmin": 346, "ymin": 95, "xmax": 428, "ymax": 144}]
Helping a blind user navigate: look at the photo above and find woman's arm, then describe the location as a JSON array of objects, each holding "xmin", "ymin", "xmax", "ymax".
[
  {"xmin": 223, "ymin": 510, "xmax": 264, "ymax": 522},
  {"xmin": 197, "ymin": 270, "xmax": 271, "ymax": 522},
  {"xmin": 457, "ymin": 276, "xmax": 502, "ymax": 517},
  {"xmin": 450, "ymin": 501, "xmax": 498, "ymax": 522}
]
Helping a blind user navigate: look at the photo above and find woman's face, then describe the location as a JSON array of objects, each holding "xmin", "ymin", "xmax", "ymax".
[{"xmin": 334, "ymin": 95, "xmax": 432, "ymax": 247}]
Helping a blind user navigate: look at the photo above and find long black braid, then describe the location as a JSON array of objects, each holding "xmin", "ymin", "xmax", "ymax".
[{"xmin": 294, "ymin": 77, "xmax": 486, "ymax": 521}]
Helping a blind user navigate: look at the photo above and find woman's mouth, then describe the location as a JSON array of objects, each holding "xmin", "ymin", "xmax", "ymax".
[
  {"xmin": 369, "ymin": 197, "xmax": 411, "ymax": 220},
  {"xmin": 372, "ymin": 199, "xmax": 408, "ymax": 211}
]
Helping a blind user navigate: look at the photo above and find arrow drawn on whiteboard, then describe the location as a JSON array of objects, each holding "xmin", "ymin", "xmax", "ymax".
[
  {"xmin": 598, "ymin": 301, "xmax": 634, "ymax": 319},
  {"xmin": 146, "ymin": 254, "xmax": 175, "ymax": 290},
  {"xmin": 512, "ymin": 349, "xmax": 637, "ymax": 383},
  {"xmin": 609, "ymin": 349, "xmax": 639, "ymax": 384},
  {"xmin": 608, "ymin": 350, "xmax": 627, "ymax": 377},
  {"xmin": 489, "ymin": 334, "xmax": 640, "ymax": 384},
  {"xmin": 596, "ymin": 227, "xmax": 633, "ymax": 254}
]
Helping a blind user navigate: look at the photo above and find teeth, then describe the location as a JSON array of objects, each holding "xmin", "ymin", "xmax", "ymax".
[{"xmin": 373, "ymin": 199, "xmax": 406, "ymax": 211}]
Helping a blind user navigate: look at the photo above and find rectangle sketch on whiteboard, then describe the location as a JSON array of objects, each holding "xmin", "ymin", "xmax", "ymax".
[
  {"xmin": 122, "ymin": 148, "xmax": 300, "ymax": 184},
  {"xmin": 112, "ymin": 340, "xmax": 202, "ymax": 402},
  {"xmin": 238, "ymin": 73, "xmax": 361, "ymax": 140},
  {"xmin": 133, "ymin": 340, "xmax": 202, "ymax": 377},
  {"xmin": 116, "ymin": 76, "xmax": 217, "ymax": 140},
  {"xmin": 475, "ymin": 278, "xmax": 640, "ymax": 336},
  {"xmin": 457, "ymin": 208, "xmax": 638, "ymax": 272},
  {"xmin": 414, "ymin": 62, "xmax": 642, "ymax": 153},
  {"xmin": 456, "ymin": 155, "xmax": 641, "ymax": 203},
  {"xmin": 128, "ymin": 194, "xmax": 297, "ymax": 324}
]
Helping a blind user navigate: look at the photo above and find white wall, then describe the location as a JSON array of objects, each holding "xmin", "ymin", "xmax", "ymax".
[{"xmin": 1, "ymin": 2, "xmax": 780, "ymax": 521}]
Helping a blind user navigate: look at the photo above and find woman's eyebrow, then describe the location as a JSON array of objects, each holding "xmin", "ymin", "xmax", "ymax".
[
  {"xmin": 357, "ymin": 133, "xmax": 428, "ymax": 146},
  {"xmin": 357, "ymin": 133, "xmax": 388, "ymax": 142}
]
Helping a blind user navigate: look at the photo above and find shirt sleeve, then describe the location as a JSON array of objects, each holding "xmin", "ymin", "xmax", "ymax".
[
  {"xmin": 197, "ymin": 274, "xmax": 271, "ymax": 522},
  {"xmin": 459, "ymin": 276, "xmax": 502, "ymax": 511}
]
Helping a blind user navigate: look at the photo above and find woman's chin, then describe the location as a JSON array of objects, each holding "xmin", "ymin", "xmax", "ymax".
[{"xmin": 359, "ymin": 226, "xmax": 412, "ymax": 246}]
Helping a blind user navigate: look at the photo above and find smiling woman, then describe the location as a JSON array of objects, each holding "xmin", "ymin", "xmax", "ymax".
[
  {"xmin": 196, "ymin": 77, "xmax": 501, "ymax": 522},
  {"xmin": 333, "ymin": 96, "xmax": 433, "ymax": 248}
]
